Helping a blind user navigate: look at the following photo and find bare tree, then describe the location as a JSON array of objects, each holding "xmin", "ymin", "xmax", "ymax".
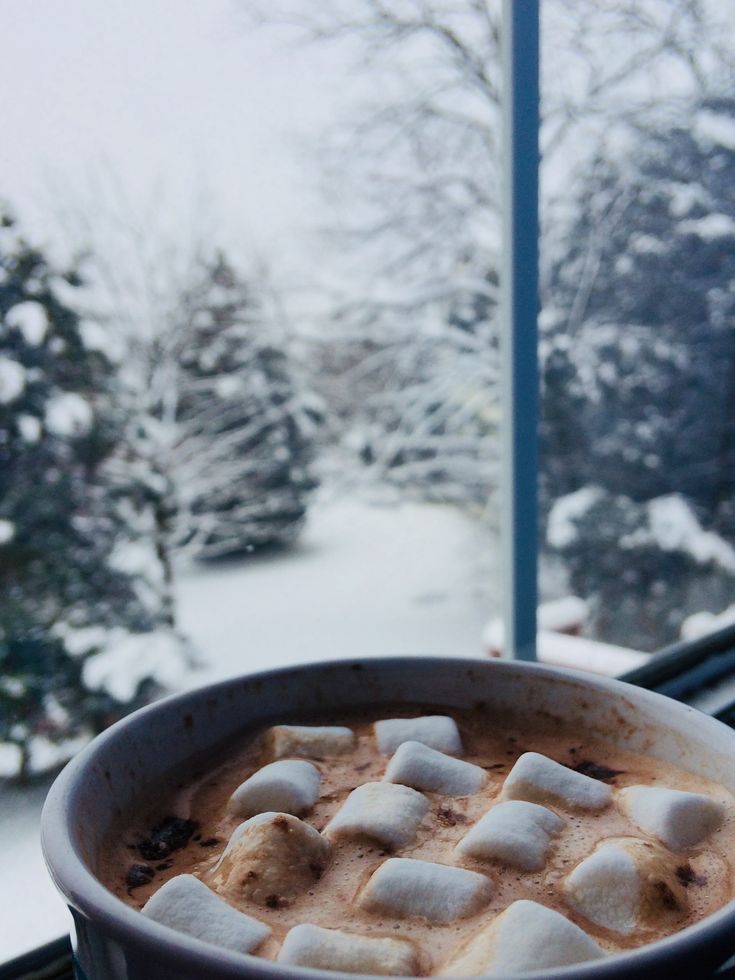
[{"xmin": 242, "ymin": 0, "xmax": 734, "ymax": 509}]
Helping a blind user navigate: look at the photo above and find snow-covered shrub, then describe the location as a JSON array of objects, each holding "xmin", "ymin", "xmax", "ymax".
[
  {"xmin": 547, "ymin": 488, "xmax": 735, "ymax": 650},
  {"xmin": 0, "ymin": 210, "xmax": 186, "ymax": 780}
]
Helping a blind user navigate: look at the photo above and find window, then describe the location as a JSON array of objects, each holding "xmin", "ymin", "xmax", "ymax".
[{"xmin": 2, "ymin": 0, "xmax": 735, "ymax": 969}]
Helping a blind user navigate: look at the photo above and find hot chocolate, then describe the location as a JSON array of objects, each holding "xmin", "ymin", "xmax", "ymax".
[{"xmin": 98, "ymin": 705, "xmax": 735, "ymax": 976}]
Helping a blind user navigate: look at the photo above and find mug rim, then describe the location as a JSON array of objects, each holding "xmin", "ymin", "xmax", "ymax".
[{"xmin": 41, "ymin": 655, "xmax": 735, "ymax": 979}]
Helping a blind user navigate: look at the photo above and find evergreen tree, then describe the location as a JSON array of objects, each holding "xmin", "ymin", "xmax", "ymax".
[
  {"xmin": 0, "ymin": 211, "xmax": 182, "ymax": 779},
  {"xmin": 541, "ymin": 97, "xmax": 735, "ymax": 644},
  {"xmin": 542, "ymin": 97, "xmax": 735, "ymax": 520},
  {"xmin": 547, "ymin": 488, "xmax": 735, "ymax": 650},
  {"xmin": 170, "ymin": 253, "xmax": 321, "ymax": 560}
]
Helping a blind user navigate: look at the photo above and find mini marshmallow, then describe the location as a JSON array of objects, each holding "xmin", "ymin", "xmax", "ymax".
[
  {"xmin": 384, "ymin": 741, "xmax": 487, "ymax": 796},
  {"xmin": 358, "ymin": 857, "xmax": 492, "ymax": 923},
  {"xmin": 325, "ymin": 782, "xmax": 429, "ymax": 850},
  {"xmin": 142, "ymin": 874, "xmax": 270, "ymax": 953},
  {"xmin": 375, "ymin": 715, "xmax": 462, "ymax": 756},
  {"xmin": 442, "ymin": 899, "xmax": 604, "ymax": 976},
  {"xmin": 619, "ymin": 785, "xmax": 725, "ymax": 851},
  {"xmin": 502, "ymin": 752, "xmax": 612, "ymax": 811},
  {"xmin": 455, "ymin": 800, "xmax": 564, "ymax": 871},
  {"xmin": 277, "ymin": 924, "xmax": 419, "ymax": 976},
  {"xmin": 228, "ymin": 760, "xmax": 320, "ymax": 818},
  {"xmin": 268, "ymin": 724, "xmax": 355, "ymax": 759},
  {"xmin": 564, "ymin": 838, "xmax": 686, "ymax": 935},
  {"xmin": 208, "ymin": 812, "xmax": 331, "ymax": 906}
]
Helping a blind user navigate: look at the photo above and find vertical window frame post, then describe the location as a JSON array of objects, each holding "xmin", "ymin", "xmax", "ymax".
[{"xmin": 501, "ymin": 0, "xmax": 540, "ymax": 661}]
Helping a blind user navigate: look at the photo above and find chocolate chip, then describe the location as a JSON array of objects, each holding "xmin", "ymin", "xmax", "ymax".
[
  {"xmin": 572, "ymin": 760, "xmax": 623, "ymax": 783},
  {"xmin": 265, "ymin": 894, "xmax": 283, "ymax": 909},
  {"xmin": 137, "ymin": 816, "xmax": 199, "ymax": 860},
  {"xmin": 198, "ymin": 837, "xmax": 220, "ymax": 848},
  {"xmin": 436, "ymin": 806, "xmax": 467, "ymax": 827},
  {"xmin": 309, "ymin": 862, "xmax": 324, "ymax": 880},
  {"xmin": 155, "ymin": 862, "xmax": 173, "ymax": 871},
  {"xmin": 126, "ymin": 864, "xmax": 155, "ymax": 889},
  {"xmin": 654, "ymin": 881, "xmax": 680, "ymax": 910},
  {"xmin": 676, "ymin": 864, "xmax": 707, "ymax": 887}
]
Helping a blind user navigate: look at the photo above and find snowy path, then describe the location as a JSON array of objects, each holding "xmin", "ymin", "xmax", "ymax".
[{"xmin": 0, "ymin": 498, "xmax": 494, "ymax": 963}]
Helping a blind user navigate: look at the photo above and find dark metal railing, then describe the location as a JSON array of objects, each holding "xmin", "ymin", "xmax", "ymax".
[{"xmin": 0, "ymin": 938, "xmax": 73, "ymax": 980}]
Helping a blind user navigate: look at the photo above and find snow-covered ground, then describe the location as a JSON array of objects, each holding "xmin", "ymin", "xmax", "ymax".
[
  {"xmin": 0, "ymin": 497, "xmax": 495, "ymax": 963},
  {"xmin": 178, "ymin": 497, "xmax": 496, "ymax": 683}
]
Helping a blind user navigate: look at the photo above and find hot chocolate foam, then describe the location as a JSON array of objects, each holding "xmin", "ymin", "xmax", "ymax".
[{"xmin": 99, "ymin": 706, "xmax": 735, "ymax": 976}]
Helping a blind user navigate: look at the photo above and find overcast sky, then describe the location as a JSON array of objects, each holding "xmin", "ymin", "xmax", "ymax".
[{"xmin": 0, "ymin": 0, "xmax": 354, "ymax": 267}]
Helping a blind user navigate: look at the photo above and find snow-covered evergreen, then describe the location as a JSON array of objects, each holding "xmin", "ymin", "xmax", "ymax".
[
  {"xmin": 544, "ymin": 96, "xmax": 735, "ymax": 510},
  {"xmin": 546, "ymin": 488, "xmax": 735, "ymax": 650},
  {"xmin": 0, "ymin": 211, "xmax": 185, "ymax": 779},
  {"xmin": 542, "ymin": 96, "xmax": 735, "ymax": 645},
  {"xmin": 116, "ymin": 251, "xmax": 322, "ymax": 563},
  {"xmin": 173, "ymin": 253, "xmax": 322, "ymax": 559}
]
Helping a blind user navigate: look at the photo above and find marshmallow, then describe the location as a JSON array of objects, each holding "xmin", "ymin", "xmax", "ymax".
[
  {"xmin": 325, "ymin": 782, "xmax": 429, "ymax": 850},
  {"xmin": 358, "ymin": 857, "xmax": 492, "ymax": 923},
  {"xmin": 455, "ymin": 800, "xmax": 564, "ymax": 871},
  {"xmin": 375, "ymin": 715, "xmax": 462, "ymax": 756},
  {"xmin": 619, "ymin": 785, "xmax": 725, "ymax": 851},
  {"xmin": 208, "ymin": 812, "xmax": 331, "ymax": 906},
  {"xmin": 384, "ymin": 741, "xmax": 487, "ymax": 796},
  {"xmin": 502, "ymin": 752, "xmax": 612, "ymax": 811},
  {"xmin": 267, "ymin": 724, "xmax": 355, "ymax": 759},
  {"xmin": 564, "ymin": 838, "xmax": 687, "ymax": 935},
  {"xmin": 277, "ymin": 924, "xmax": 420, "ymax": 976},
  {"xmin": 142, "ymin": 874, "xmax": 270, "ymax": 953},
  {"xmin": 443, "ymin": 899, "xmax": 605, "ymax": 976},
  {"xmin": 228, "ymin": 760, "xmax": 320, "ymax": 819}
]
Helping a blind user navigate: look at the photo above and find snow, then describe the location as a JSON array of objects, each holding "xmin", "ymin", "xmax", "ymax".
[
  {"xmin": 176, "ymin": 498, "xmax": 493, "ymax": 683},
  {"xmin": 82, "ymin": 630, "xmax": 185, "ymax": 704},
  {"xmin": 483, "ymin": 597, "xmax": 589, "ymax": 651},
  {"xmin": 78, "ymin": 319, "xmax": 110, "ymax": 354},
  {"xmin": 0, "ymin": 778, "xmax": 70, "ymax": 964},
  {"xmin": 0, "ymin": 357, "xmax": 26, "ymax": 404},
  {"xmin": 533, "ymin": 631, "xmax": 647, "ymax": 676},
  {"xmin": 17, "ymin": 414, "xmax": 41, "ymax": 443},
  {"xmin": 646, "ymin": 495, "xmax": 735, "ymax": 573},
  {"xmin": 0, "ymin": 520, "xmax": 15, "ymax": 545},
  {"xmin": 215, "ymin": 376, "xmax": 243, "ymax": 398},
  {"xmin": 0, "ymin": 497, "xmax": 494, "ymax": 963},
  {"xmin": 28, "ymin": 735, "xmax": 92, "ymax": 776},
  {"xmin": 44, "ymin": 392, "xmax": 93, "ymax": 437},
  {"xmin": 6, "ymin": 301, "xmax": 47, "ymax": 345},
  {"xmin": 694, "ymin": 110, "xmax": 735, "ymax": 152},
  {"xmin": 483, "ymin": 624, "xmax": 646, "ymax": 677},
  {"xmin": 681, "ymin": 605, "xmax": 735, "ymax": 642},
  {"xmin": 665, "ymin": 181, "xmax": 704, "ymax": 218},
  {"xmin": 679, "ymin": 214, "xmax": 735, "ymax": 240},
  {"xmin": 546, "ymin": 487, "xmax": 603, "ymax": 549},
  {"xmin": 630, "ymin": 233, "xmax": 666, "ymax": 255}
]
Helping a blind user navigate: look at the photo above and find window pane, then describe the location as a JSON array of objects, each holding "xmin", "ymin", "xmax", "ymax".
[
  {"xmin": 0, "ymin": 0, "xmax": 501, "ymax": 960},
  {"xmin": 540, "ymin": 0, "xmax": 735, "ymax": 652}
]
